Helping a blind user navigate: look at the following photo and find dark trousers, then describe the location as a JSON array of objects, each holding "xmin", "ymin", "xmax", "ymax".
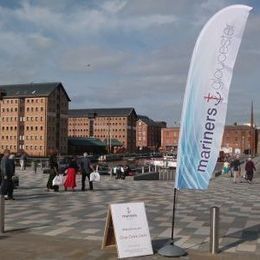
[
  {"xmin": 1, "ymin": 179, "xmax": 14, "ymax": 198},
  {"xmin": 47, "ymin": 172, "xmax": 59, "ymax": 191},
  {"xmin": 246, "ymin": 171, "xmax": 254, "ymax": 181},
  {"xmin": 82, "ymin": 171, "xmax": 93, "ymax": 190}
]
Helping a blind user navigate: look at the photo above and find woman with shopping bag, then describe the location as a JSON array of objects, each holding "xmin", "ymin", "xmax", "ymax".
[{"xmin": 64, "ymin": 157, "xmax": 78, "ymax": 191}]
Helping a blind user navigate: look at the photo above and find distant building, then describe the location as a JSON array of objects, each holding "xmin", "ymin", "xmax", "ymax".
[
  {"xmin": 136, "ymin": 115, "xmax": 166, "ymax": 151},
  {"xmin": 68, "ymin": 108, "xmax": 137, "ymax": 152},
  {"xmin": 222, "ymin": 124, "xmax": 256, "ymax": 154},
  {"xmin": 0, "ymin": 82, "xmax": 70, "ymax": 156},
  {"xmin": 161, "ymin": 124, "xmax": 257, "ymax": 154},
  {"xmin": 161, "ymin": 127, "xmax": 179, "ymax": 152}
]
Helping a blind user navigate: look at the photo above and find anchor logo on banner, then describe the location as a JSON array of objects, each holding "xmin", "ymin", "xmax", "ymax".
[{"xmin": 204, "ymin": 92, "xmax": 223, "ymax": 106}]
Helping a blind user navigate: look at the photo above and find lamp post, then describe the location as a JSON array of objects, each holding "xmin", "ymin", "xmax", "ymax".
[
  {"xmin": 0, "ymin": 88, "xmax": 6, "ymax": 234},
  {"xmin": 107, "ymin": 117, "xmax": 111, "ymax": 153},
  {"xmin": 242, "ymin": 136, "xmax": 245, "ymax": 154}
]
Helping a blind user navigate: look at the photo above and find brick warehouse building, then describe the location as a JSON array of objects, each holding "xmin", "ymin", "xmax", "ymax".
[
  {"xmin": 161, "ymin": 124, "xmax": 257, "ymax": 155},
  {"xmin": 68, "ymin": 108, "xmax": 137, "ymax": 152},
  {"xmin": 0, "ymin": 82, "xmax": 70, "ymax": 157},
  {"xmin": 136, "ymin": 115, "xmax": 166, "ymax": 151}
]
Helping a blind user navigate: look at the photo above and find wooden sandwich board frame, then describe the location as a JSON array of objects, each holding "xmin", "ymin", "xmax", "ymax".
[
  {"xmin": 102, "ymin": 205, "xmax": 116, "ymax": 249},
  {"xmin": 102, "ymin": 202, "xmax": 153, "ymax": 259}
]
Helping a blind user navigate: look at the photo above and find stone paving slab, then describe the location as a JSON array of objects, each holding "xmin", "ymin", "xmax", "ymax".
[{"xmin": 1, "ymin": 157, "xmax": 260, "ymax": 259}]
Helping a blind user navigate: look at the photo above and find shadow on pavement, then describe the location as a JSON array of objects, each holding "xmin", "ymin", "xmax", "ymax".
[
  {"xmin": 6, "ymin": 224, "xmax": 50, "ymax": 233},
  {"xmin": 15, "ymin": 193, "xmax": 57, "ymax": 200},
  {"xmin": 151, "ymin": 238, "xmax": 169, "ymax": 253},
  {"xmin": 0, "ymin": 236, "xmax": 9, "ymax": 240},
  {"xmin": 151, "ymin": 237, "xmax": 188, "ymax": 256},
  {"xmin": 17, "ymin": 186, "xmax": 45, "ymax": 190},
  {"xmin": 220, "ymin": 224, "xmax": 260, "ymax": 252}
]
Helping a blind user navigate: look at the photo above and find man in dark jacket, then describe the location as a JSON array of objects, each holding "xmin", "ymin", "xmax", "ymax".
[
  {"xmin": 80, "ymin": 152, "xmax": 94, "ymax": 191},
  {"xmin": 232, "ymin": 155, "xmax": 241, "ymax": 183},
  {"xmin": 245, "ymin": 157, "xmax": 256, "ymax": 184},
  {"xmin": 46, "ymin": 151, "xmax": 59, "ymax": 192},
  {"xmin": 0, "ymin": 149, "xmax": 15, "ymax": 200}
]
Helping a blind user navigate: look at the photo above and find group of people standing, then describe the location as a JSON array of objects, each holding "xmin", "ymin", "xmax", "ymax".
[
  {"xmin": 46, "ymin": 152, "xmax": 95, "ymax": 192},
  {"xmin": 223, "ymin": 155, "xmax": 256, "ymax": 184}
]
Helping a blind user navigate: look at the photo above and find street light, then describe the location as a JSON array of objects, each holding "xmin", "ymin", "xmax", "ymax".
[
  {"xmin": 242, "ymin": 136, "xmax": 245, "ymax": 154},
  {"xmin": 0, "ymin": 88, "xmax": 6, "ymax": 234},
  {"xmin": 107, "ymin": 117, "xmax": 112, "ymax": 153}
]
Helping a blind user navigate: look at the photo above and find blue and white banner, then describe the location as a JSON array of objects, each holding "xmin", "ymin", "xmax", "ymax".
[{"xmin": 175, "ymin": 5, "xmax": 252, "ymax": 190}]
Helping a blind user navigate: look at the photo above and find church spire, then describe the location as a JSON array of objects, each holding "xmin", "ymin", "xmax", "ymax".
[{"xmin": 250, "ymin": 101, "xmax": 255, "ymax": 156}]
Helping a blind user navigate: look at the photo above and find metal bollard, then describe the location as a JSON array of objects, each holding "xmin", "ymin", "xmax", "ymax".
[
  {"xmin": 210, "ymin": 206, "xmax": 219, "ymax": 254},
  {"xmin": 0, "ymin": 195, "xmax": 5, "ymax": 233},
  {"xmin": 163, "ymin": 170, "xmax": 167, "ymax": 181},
  {"xmin": 166, "ymin": 171, "xmax": 170, "ymax": 180},
  {"xmin": 159, "ymin": 169, "xmax": 163, "ymax": 180},
  {"xmin": 141, "ymin": 166, "xmax": 144, "ymax": 174}
]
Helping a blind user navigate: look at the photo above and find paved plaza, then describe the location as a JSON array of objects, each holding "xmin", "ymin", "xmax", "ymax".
[{"xmin": 1, "ymin": 158, "xmax": 260, "ymax": 259}]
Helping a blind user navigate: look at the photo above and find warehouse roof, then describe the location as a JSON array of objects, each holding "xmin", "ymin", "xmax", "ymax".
[
  {"xmin": 69, "ymin": 107, "xmax": 137, "ymax": 118},
  {"xmin": 137, "ymin": 114, "xmax": 159, "ymax": 126},
  {"xmin": 0, "ymin": 82, "xmax": 71, "ymax": 101}
]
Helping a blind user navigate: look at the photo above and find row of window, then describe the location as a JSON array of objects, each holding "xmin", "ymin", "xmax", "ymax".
[
  {"xmin": 2, "ymin": 126, "xmax": 44, "ymax": 131},
  {"xmin": 2, "ymin": 98, "xmax": 45, "ymax": 104},
  {"xmin": 68, "ymin": 128, "xmax": 126, "ymax": 132},
  {"xmin": 1, "ymin": 107, "xmax": 45, "ymax": 113},
  {"xmin": 71, "ymin": 134, "xmax": 125, "ymax": 139},
  {"xmin": 2, "ymin": 126, "xmax": 17, "ymax": 131},
  {"xmin": 26, "ymin": 98, "xmax": 44, "ymax": 103},
  {"xmin": 1, "ymin": 116, "xmax": 44, "ymax": 122},
  {"xmin": 1, "ymin": 135, "xmax": 43, "ymax": 140},
  {"xmin": 70, "ymin": 117, "xmax": 126, "ymax": 121},
  {"xmin": 68, "ymin": 122, "xmax": 127, "ymax": 127},
  {"xmin": 1, "ymin": 145, "xmax": 44, "ymax": 151}
]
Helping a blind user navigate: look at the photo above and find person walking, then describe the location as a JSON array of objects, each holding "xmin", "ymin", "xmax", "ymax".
[
  {"xmin": 120, "ymin": 165, "xmax": 125, "ymax": 180},
  {"xmin": 46, "ymin": 151, "xmax": 59, "ymax": 192},
  {"xmin": 20, "ymin": 152, "xmax": 26, "ymax": 170},
  {"xmin": 32, "ymin": 160, "xmax": 37, "ymax": 174},
  {"xmin": 245, "ymin": 157, "xmax": 256, "ymax": 184},
  {"xmin": 64, "ymin": 157, "xmax": 78, "ymax": 191},
  {"xmin": 222, "ymin": 160, "xmax": 230, "ymax": 175},
  {"xmin": 0, "ymin": 149, "xmax": 15, "ymax": 200},
  {"xmin": 80, "ymin": 152, "xmax": 94, "ymax": 191},
  {"xmin": 115, "ymin": 166, "xmax": 121, "ymax": 179},
  {"xmin": 232, "ymin": 155, "xmax": 241, "ymax": 183}
]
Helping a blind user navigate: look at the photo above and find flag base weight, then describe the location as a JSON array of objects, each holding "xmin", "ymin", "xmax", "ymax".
[{"xmin": 158, "ymin": 240, "xmax": 186, "ymax": 257}]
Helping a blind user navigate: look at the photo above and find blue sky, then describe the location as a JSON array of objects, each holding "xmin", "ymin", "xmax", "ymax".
[{"xmin": 0, "ymin": 0, "xmax": 260, "ymax": 126}]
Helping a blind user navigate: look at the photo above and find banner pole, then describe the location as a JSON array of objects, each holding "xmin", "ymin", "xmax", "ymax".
[
  {"xmin": 158, "ymin": 186, "xmax": 186, "ymax": 257},
  {"xmin": 171, "ymin": 187, "xmax": 177, "ymax": 242}
]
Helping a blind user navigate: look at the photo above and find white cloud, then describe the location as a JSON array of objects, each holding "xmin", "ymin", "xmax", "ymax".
[
  {"xmin": 101, "ymin": 0, "xmax": 127, "ymax": 14},
  {"xmin": 29, "ymin": 34, "xmax": 54, "ymax": 49},
  {"xmin": 0, "ymin": 0, "xmax": 177, "ymax": 35}
]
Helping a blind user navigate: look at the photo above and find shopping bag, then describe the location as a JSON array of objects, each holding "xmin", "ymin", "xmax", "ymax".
[
  {"xmin": 52, "ymin": 175, "xmax": 64, "ymax": 186},
  {"xmin": 90, "ymin": 171, "xmax": 100, "ymax": 182}
]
